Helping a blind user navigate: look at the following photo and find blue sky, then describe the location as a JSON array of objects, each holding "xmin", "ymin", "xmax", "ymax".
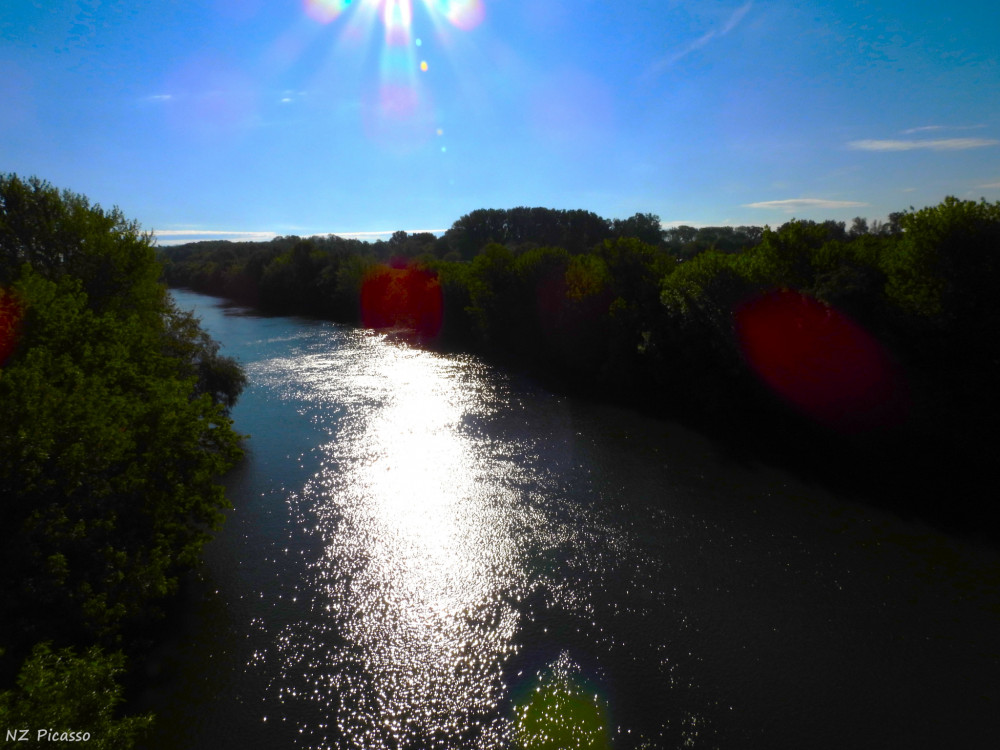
[{"xmin": 2, "ymin": 0, "xmax": 998, "ymax": 244}]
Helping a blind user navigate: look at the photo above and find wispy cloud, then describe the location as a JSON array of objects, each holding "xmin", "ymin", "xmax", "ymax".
[
  {"xmin": 141, "ymin": 93, "xmax": 174, "ymax": 103},
  {"xmin": 152, "ymin": 228, "xmax": 449, "ymax": 245},
  {"xmin": 649, "ymin": 2, "xmax": 753, "ymax": 72},
  {"xmin": 330, "ymin": 229, "xmax": 448, "ymax": 240},
  {"xmin": 154, "ymin": 229, "xmax": 276, "ymax": 238},
  {"xmin": 278, "ymin": 89, "xmax": 308, "ymax": 105},
  {"xmin": 721, "ymin": 1, "xmax": 753, "ymax": 34},
  {"xmin": 153, "ymin": 229, "xmax": 277, "ymax": 245},
  {"xmin": 978, "ymin": 181, "xmax": 1000, "ymax": 189},
  {"xmin": 900, "ymin": 124, "xmax": 985, "ymax": 135},
  {"xmin": 900, "ymin": 125, "xmax": 946, "ymax": 135},
  {"xmin": 848, "ymin": 138, "xmax": 999, "ymax": 151},
  {"xmin": 744, "ymin": 198, "xmax": 869, "ymax": 211}
]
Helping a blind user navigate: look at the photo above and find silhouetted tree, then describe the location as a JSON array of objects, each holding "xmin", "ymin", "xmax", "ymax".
[{"xmin": 1, "ymin": 174, "xmax": 245, "ymax": 743}]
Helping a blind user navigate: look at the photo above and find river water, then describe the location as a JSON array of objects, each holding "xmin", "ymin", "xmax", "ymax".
[{"xmin": 145, "ymin": 289, "xmax": 1000, "ymax": 749}]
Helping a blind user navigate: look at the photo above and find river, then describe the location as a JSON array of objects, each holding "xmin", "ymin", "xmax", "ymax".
[{"xmin": 143, "ymin": 289, "xmax": 1000, "ymax": 749}]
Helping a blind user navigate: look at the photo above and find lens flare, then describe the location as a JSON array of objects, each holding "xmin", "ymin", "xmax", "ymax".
[
  {"xmin": 360, "ymin": 263, "xmax": 443, "ymax": 337},
  {"xmin": 382, "ymin": 0, "xmax": 412, "ymax": 45},
  {"xmin": 363, "ymin": 81, "xmax": 435, "ymax": 151},
  {"xmin": 379, "ymin": 81, "xmax": 419, "ymax": 118},
  {"xmin": 0, "ymin": 291, "xmax": 22, "ymax": 367},
  {"xmin": 303, "ymin": 0, "xmax": 353, "ymax": 24},
  {"xmin": 304, "ymin": 0, "xmax": 484, "ymax": 35},
  {"xmin": 736, "ymin": 289, "xmax": 909, "ymax": 432},
  {"xmin": 431, "ymin": 0, "xmax": 485, "ymax": 30},
  {"xmin": 512, "ymin": 653, "xmax": 611, "ymax": 750},
  {"xmin": 300, "ymin": 0, "xmax": 485, "ymax": 146}
]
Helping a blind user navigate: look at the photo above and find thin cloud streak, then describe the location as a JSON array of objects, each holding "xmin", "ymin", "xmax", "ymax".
[
  {"xmin": 722, "ymin": 2, "xmax": 753, "ymax": 34},
  {"xmin": 154, "ymin": 229, "xmax": 276, "ymax": 238},
  {"xmin": 849, "ymin": 138, "xmax": 999, "ymax": 151},
  {"xmin": 330, "ymin": 229, "xmax": 448, "ymax": 240},
  {"xmin": 744, "ymin": 198, "xmax": 869, "ymax": 210},
  {"xmin": 900, "ymin": 125, "xmax": 946, "ymax": 134},
  {"xmin": 900, "ymin": 124, "xmax": 985, "ymax": 134},
  {"xmin": 648, "ymin": 2, "xmax": 752, "ymax": 73},
  {"xmin": 153, "ymin": 228, "xmax": 449, "ymax": 245},
  {"xmin": 331, "ymin": 229, "xmax": 447, "ymax": 236},
  {"xmin": 153, "ymin": 229, "xmax": 278, "ymax": 245}
]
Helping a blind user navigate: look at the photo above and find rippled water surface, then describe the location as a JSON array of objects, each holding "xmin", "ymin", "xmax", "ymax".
[{"xmin": 147, "ymin": 290, "xmax": 1000, "ymax": 749}]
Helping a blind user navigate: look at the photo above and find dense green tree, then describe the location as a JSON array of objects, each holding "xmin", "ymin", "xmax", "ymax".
[
  {"xmin": 585, "ymin": 238, "xmax": 674, "ymax": 386},
  {"xmin": 464, "ymin": 243, "xmax": 518, "ymax": 346},
  {"xmin": 428, "ymin": 257, "xmax": 476, "ymax": 345},
  {"xmin": 511, "ymin": 246, "xmax": 572, "ymax": 363},
  {"xmin": 848, "ymin": 216, "xmax": 869, "ymax": 238},
  {"xmin": 663, "ymin": 225, "xmax": 699, "ymax": 246},
  {"xmin": 443, "ymin": 207, "xmax": 612, "ymax": 257},
  {"xmin": 1, "ymin": 266, "xmax": 242, "ymax": 650},
  {"xmin": 611, "ymin": 212, "xmax": 665, "ymax": 246},
  {"xmin": 0, "ymin": 175, "xmax": 164, "ymax": 319},
  {"xmin": 1, "ymin": 173, "xmax": 246, "ymax": 734},
  {"xmin": 662, "ymin": 224, "xmax": 764, "ymax": 258},
  {"xmin": 807, "ymin": 233, "xmax": 891, "ymax": 328},
  {"xmin": 883, "ymin": 197, "xmax": 1000, "ymax": 321},
  {"xmin": 877, "ymin": 198, "xmax": 1000, "ymax": 440},
  {"xmin": 0, "ymin": 644, "xmax": 152, "ymax": 749}
]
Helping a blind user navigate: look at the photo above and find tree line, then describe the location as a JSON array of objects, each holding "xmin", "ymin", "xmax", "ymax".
[
  {"xmin": 161, "ymin": 199, "xmax": 1000, "ymax": 534},
  {"xmin": 1, "ymin": 174, "xmax": 247, "ymax": 747}
]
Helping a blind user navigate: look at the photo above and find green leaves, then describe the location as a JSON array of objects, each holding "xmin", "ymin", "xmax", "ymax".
[
  {"xmin": 0, "ymin": 643, "xmax": 153, "ymax": 750},
  {"xmin": 0, "ymin": 269, "xmax": 241, "ymax": 640},
  {"xmin": 1, "ymin": 174, "xmax": 246, "ymax": 729},
  {"xmin": 0, "ymin": 174, "xmax": 163, "ymax": 318},
  {"xmin": 884, "ymin": 196, "xmax": 1000, "ymax": 322}
]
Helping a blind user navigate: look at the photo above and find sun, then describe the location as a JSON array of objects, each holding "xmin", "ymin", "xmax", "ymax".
[
  {"xmin": 303, "ymin": 0, "xmax": 485, "ymax": 35},
  {"xmin": 300, "ymin": 0, "xmax": 485, "ymax": 150}
]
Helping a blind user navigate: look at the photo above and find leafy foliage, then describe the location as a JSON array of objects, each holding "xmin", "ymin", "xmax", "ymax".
[
  {"xmin": 1, "ymin": 270, "xmax": 243, "ymax": 643},
  {"xmin": 443, "ymin": 207, "xmax": 614, "ymax": 258},
  {"xmin": 0, "ymin": 175, "xmax": 163, "ymax": 318},
  {"xmin": 0, "ymin": 643, "xmax": 153, "ymax": 749},
  {"xmin": 1, "ymin": 173, "xmax": 246, "ymax": 736}
]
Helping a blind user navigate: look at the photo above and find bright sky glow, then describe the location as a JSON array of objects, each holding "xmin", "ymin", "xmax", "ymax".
[{"xmin": 1, "ymin": 1, "xmax": 998, "ymax": 240}]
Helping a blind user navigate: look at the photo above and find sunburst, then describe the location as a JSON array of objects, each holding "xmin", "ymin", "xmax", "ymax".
[
  {"xmin": 301, "ymin": 0, "xmax": 484, "ymax": 150},
  {"xmin": 303, "ymin": 0, "xmax": 484, "ymax": 37}
]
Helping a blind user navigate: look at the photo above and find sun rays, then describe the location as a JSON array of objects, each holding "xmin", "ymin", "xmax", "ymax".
[
  {"xmin": 304, "ymin": 0, "xmax": 484, "ymax": 32},
  {"xmin": 298, "ymin": 0, "xmax": 484, "ymax": 151}
]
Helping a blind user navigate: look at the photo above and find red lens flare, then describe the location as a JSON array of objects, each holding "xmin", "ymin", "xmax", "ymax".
[
  {"xmin": 736, "ymin": 289, "xmax": 909, "ymax": 432},
  {"xmin": 360, "ymin": 264, "xmax": 443, "ymax": 337},
  {"xmin": 0, "ymin": 292, "xmax": 23, "ymax": 367}
]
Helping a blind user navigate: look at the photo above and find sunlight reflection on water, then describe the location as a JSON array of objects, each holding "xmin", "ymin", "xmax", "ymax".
[
  {"xmin": 252, "ymin": 331, "xmax": 605, "ymax": 748},
  {"xmin": 159, "ymin": 291, "xmax": 1000, "ymax": 750}
]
